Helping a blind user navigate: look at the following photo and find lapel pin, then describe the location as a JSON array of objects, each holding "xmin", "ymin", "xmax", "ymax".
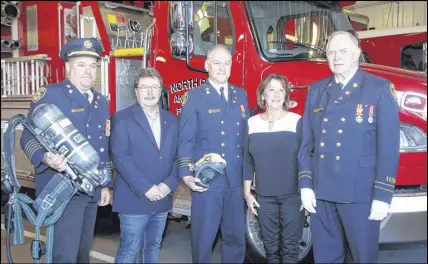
[{"xmin": 352, "ymin": 83, "xmax": 358, "ymax": 88}]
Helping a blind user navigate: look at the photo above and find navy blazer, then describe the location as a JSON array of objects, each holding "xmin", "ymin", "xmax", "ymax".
[{"xmin": 110, "ymin": 104, "xmax": 179, "ymax": 214}]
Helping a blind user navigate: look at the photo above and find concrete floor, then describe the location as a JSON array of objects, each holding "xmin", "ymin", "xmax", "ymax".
[{"xmin": 1, "ymin": 210, "xmax": 427, "ymax": 263}]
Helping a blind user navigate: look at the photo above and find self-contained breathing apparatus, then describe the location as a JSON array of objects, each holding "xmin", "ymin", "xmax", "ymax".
[{"xmin": 1, "ymin": 103, "xmax": 111, "ymax": 263}]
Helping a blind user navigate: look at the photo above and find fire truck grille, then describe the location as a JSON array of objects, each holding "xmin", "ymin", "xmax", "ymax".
[
  {"xmin": 115, "ymin": 59, "xmax": 142, "ymax": 111},
  {"xmin": 172, "ymin": 181, "xmax": 192, "ymax": 216},
  {"xmin": 394, "ymin": 185, "xmax": 427, "ymax": 197}
]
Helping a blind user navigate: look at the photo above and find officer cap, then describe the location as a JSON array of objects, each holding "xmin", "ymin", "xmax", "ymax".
[{"xmin": 60, "ymin": 38, "xmax": 102, "ymax": 62}]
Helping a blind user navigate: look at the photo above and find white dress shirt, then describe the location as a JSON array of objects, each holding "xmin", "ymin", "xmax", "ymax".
[
  {"xmin": 143, "ymin": 108, "xmax": 161, "ymax": 149},
  {"xmin": 335, "ymin": 67, "xmax": 359, "ymax": 89},
  {"xmin": 209, "ymin": 80, "xmax": 228, "ymax": 101}
]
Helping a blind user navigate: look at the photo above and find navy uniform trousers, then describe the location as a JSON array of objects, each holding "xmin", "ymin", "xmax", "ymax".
[
  {"xmin": 178, "ymin": 82, "xmax": 249, "ymax": 263},
  {"xmin": 312, "ymin": 201, "xmax": 380, "ymax": 263},
  {"xmin": 20, "ymin": 79, "xmax": 111, "ymax": 262}
]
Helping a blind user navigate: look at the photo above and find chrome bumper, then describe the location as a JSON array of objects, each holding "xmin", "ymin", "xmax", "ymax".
[{"xmin": 379, "ymin": 194, "xmax": 427, "ymax": 243}]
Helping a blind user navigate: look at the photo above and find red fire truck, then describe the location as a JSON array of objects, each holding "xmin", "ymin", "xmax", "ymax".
[
  {"xmin": 1, "ymin": 1, "xmax": 426, "ymax": 262},
  {"xmin": 358, "ymin": 26, "xmax": 427, "ymax": 72}
]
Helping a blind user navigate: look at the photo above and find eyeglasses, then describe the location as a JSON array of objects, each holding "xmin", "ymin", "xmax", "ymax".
[{"xmin": 136, "ymin": 85, "xmax": 161, "ymax": 92}]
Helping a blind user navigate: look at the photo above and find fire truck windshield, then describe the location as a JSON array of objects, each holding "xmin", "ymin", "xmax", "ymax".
[{"xmin": 245, "ymin": 1, "xmax": 354, "ymax": 61}]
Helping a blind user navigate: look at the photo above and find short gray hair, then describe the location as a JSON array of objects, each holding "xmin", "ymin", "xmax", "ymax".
[
  {"xmin": 327, "ymin": 31, "xmax": 360, "ymax": 51},
  {"xmin": 134, "ymin": 68, "xmax": 163, "ymax": 89},
  {"xmin": 206, "ymin": 44, "xmax": 232, "ymax": 60}
]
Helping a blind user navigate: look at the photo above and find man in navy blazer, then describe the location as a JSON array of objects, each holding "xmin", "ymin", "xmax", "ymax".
[{"xmin": 110, "ymin": 68, "xmax": 179, "ymax": 263}]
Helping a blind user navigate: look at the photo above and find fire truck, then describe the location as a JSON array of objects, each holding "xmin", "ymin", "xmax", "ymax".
[
  {"xmin": 358, "ymin": 26, "xmax": 427, "ymax": 72},
  {"xmin": 1, "ymin": 1, "xmax": 427, "ymax": 262},
  {"xmin": 345, "ymin": 9, "xmax": 427, "ymax": 71}
]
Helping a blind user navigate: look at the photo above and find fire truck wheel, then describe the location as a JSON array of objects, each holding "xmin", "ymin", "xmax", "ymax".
[{"xmin": 244, "ymin": 205, "xmax": 314, "ymax": 263}]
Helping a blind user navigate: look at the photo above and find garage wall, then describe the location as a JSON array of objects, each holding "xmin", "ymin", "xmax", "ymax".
[{"xmin": 345, "ymin": 1, "xmax": 427, "ymax": 29}]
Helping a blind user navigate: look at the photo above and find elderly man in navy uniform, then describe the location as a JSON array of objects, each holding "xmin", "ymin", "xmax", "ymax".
[
  {"xmin": 298, "ymin": 31, "xmax": 400, "ymax": 263},
  {"xmin": 20, "ymin": 38, "xmax": 112, "ymax": 263},
  {"xmin": 177, "ymin": 44, "xmax": 249, "ymax": 263}
]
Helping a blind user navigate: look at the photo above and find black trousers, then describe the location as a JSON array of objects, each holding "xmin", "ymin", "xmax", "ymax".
[
  {"xmin": 52, "ymin": 195, "xmax": 98, "ymax": 263},
  {"xmin": 256, "ymin": 193, "xmax": 305, "ymax": 264}
]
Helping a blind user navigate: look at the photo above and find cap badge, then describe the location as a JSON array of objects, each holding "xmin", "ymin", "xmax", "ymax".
[{"xmin": 84, "ymin": 40, "xmax": 93, "ymax": 49}]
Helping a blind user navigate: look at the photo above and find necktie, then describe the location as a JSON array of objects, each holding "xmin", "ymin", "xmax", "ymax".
[
  {"xmin": 83, "ymin": 92, "xmax": 90, "ymax": 103},
  {"xmin": 337, "ymin": 83, "xmax": 344, "ymax": 90},
  {"xmin": 220, "ymin": 87, "xmax": 227, "ymax": 103}
]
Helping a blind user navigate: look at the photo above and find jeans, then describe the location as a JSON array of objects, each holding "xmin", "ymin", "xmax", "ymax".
[
  {"xmin": 257, "ymin": 193, "xmax": 305, "ymax": 263},
  {"xmin": 115, "ymin": 212, "xmax": 168, "ymax": 263}
]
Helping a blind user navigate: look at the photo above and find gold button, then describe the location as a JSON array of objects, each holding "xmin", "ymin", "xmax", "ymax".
[
  {"xmin": 341, "ymin": 117, "xmax": 345, "ymax": 122},
  {"xmin": 334, "ymin": 101, "xmax": 338, "ymax": 103},
  {"xmin": 320, "ymin": 154, "xmax": 324, "ymax": 158},
  {"xmin": 336, "ymin": 156, "xmax": 340, "ymax": 160},
  {"xmin": 100, "ymin": 148, "xmax": 105, "ymax": 152},
  {"xmin": 320, "ymin": 142, "xmax": 325, "ymax": 146},
  {"xmin": 88, "ymin": 135, "xmax": 91, "ymax": 139},
  {"xmin": 98, "ymin": 125, "xmax": 102, "ymax": 128},
  {"xmin": 322, "ymin": 129, "xmax": 326, "ymax": 134},
  {"xmin": 337, "ymin": 142, "xmax": 341, "ymax": 147},
  {"xmin": 323, "ymin": 118, "xmax": 328, "ymax": 122},
  {"xmin": 86, "ymin": 124, "xmax": 89, "ymax": 127},
  {"xmin": 94, "ymin": 105, "xmax": 98, "ymax": 108},
  {"xmin": 221, "ymin": 143, "xmax": 225, "ymax": 147},
  {"xmin": 221, "ymin": 131, "xmax": 225, "ymax": 135},
  {"xmin": 338, "ymin": 129, "xmax": 343, "ymax": 134},
  {"xmin": 160, "ymin": 156, "xmax": 162, "ymax": 159},
  {"xmin": 99, "ymin": 136, "xmax": 103, "ymax": 139},
  {"xmin": 237, "ymin": 133, "xmax": 240, "ymax": 136},
  {"xmin": 221, "ymin": 120, "xmax": 224, "ymax": 124},
  {"xmin": 237, "ymin": 155, "xmax": 240, "ymax": 158},
  {"xmin": 237, "ymin": 122, "xmax": 240, "ymax": 125},
  {"xmin": 222, "ymin": 153, "xmax": 225, "ymax": 157}
]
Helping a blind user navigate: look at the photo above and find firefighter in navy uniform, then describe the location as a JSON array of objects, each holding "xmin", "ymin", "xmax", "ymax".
[
  {"xmin": 298, "ymin": 31, "xmax": 400, "ymax": 263},
  {"xmin": 177, "ymin": 44, "xmax": 249, "ymax": 263},
  {"xmin": 20, "ymin": 38, "xmax": 112, "ymax": 263}
]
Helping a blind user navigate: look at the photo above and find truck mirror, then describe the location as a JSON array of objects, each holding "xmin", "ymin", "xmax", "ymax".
[{"xmin": 159, "ymin": 86, "xmax": 170, "ymax": 111}]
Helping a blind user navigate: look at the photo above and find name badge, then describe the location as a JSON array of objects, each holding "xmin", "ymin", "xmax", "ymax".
[
  {"xmin": 313, "ymin": 108, "xmax": 324, "ymax": 113},
  {"xmin": 72, "ymin": 108, "xmax": 84, "ymax": 113},
  {"xmin": 208, "ymin": 109, "xmax": 221, "ymax": 114},
  {"xmin": 105, "ymin": 119, "xmax": 111, "ymax": 137}
]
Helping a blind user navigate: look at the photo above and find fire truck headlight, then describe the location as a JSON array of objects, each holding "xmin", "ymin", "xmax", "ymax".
[
  {"xmin": 396, "ymin": 91, "xmax": 427, "ymax": 120},
  {"xmin": 399, "ymin": 123, "xmax": 427, "ymax": 152}
]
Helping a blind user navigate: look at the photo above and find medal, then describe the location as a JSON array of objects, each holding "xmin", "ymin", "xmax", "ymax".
[
  {"xmin": 368, "ymin": 105, "xmax": 374, "ymax": 123},
  {"xmin": 355, "ymin": 104, "xmax": 363, "ymax": 123},
  {"xmin": 240, "ymin": 104, "xmax": 246, "ymax": 118}
]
